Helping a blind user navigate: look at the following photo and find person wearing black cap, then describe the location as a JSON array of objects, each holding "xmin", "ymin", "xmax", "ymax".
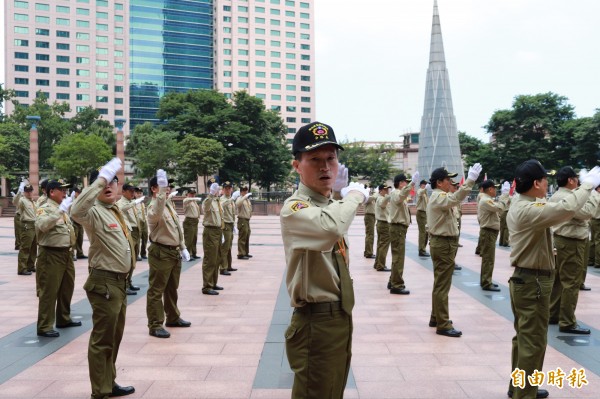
[
  {"xmin": 116, "ymin": 183, "xmax": 143, "ymax": 295},
  {"xmin": 34, "ymin": 178, "xmax": 79, "ymax": 338},
  {"xmin": 416, "ymin": 179, "xmax": 430, "ymax": 257},
  {"xmin": 71, "ymin": 158, "xmax": 136, "ymax": 399},
  {"xmin": 548, "ymin": 166, "xmax": 599, "ymax": 334},
  {"xmin": 36, "ymin": 179, "xmax": 49, "ymax": 207},
  {"xmin": 388, "ymin": 172, "xmax": 419, "ymax": 294},
  {"xmin": 499, "ymin": 181, "xmax": 512, "ymax": 247},
  {"xmin": 235, "ymin": 186, "xmax": 253, "ymax": 259},
  {"xmin": 182, "ymin": 188, "xmax": 202, "ymax": 260},
  {"xmin": 202, "ymin": 178, "xmax": 224, "ymax": 295},
  {"xmin": 374, "ymin": 183, "xmax": 392, "ymax": 271},
  {"xmin": 219, "ymin": 181, "xmax": 237, "ymax": 275},
  {"xmin": 506, "ymin": 160, "xmax": 600, "ymax": 399},
  {"xmin": 281, "ymin": 121, "xmax": 369, "ymax": 399},
  {"xmin": 134, "ymin": 188, "xmax": 149, "ymax": 259},
  {"xmin": 70, "ymin": 187, "xmax": 88, "ymax": 260},
  {"xmin": 15, "ymin": 181, "xmax": 37, "ymax": 275},
  {"xmin": 363, "ymin": 185, "xmax": 377, "ymax": 259},
  {"xmin": 427, "ymin": 163, "xmax": 482, "ymax": 337},
  {"xmin": 146, "ymin": 170, "xmax": 191, "ymax": 338},
  {"xmin": 477, "ymin": 180, "xmax": 510, "ymax": 292},
  {"xmin": 12, "ymin": 182, "xmax": 24, "ymax": 251}
]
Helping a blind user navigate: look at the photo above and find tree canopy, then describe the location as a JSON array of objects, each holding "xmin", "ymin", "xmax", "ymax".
[{"xmin": 49, "ymin": 133, "xmax": 112, "ymax": 180}]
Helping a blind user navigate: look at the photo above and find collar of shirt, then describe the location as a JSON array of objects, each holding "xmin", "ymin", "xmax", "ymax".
[{"xmin": 298, "ymin": 182, "xmax": 331, "ymax": 207}]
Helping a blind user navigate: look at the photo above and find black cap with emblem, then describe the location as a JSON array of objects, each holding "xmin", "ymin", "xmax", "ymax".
[{"xmin": 292, "ymin": 121, "xmax": 344, "ymax": 156}]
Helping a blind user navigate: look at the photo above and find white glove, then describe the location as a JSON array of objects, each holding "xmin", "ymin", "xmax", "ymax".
[
  {"xmin": 168, "ymin": 191, "xmax": 178, "ymax": 199},
  {"xmin": 99, "ymin": 158, "xmax": 122, "ymax": 183},
  {"xmin": 59, "ymin": 196, "xmax": 73, "ymax": 213},
  {"xmin": 233, "ymin": 226, "xmax": 238, "ymax": 235},
  {"xmin": 231, "ymin": 190, "xmax": 241, "ymax": 200},
  {"xmin": 501, "ymin": 181, "xmax": 510, "ymax": 195},
  {"xmin": 332, "ymin": 163, "xmax": 348, "ymax": 192},
  {"xmin": 193, "ymin": 197, "xmax": 203, "ymax": 202},
  {"xmin": 341, "ymin": 182, "xmax": 370, "ymax": 203},
  {"xmin": 579, "ymin": 168, "xmax": 588, "ymax": 181},
  {"xmin": 181, "ymin": 248, "xmax": 191, "ymax": 262},
  {"xmin": 18, "ymin": 181, "xmax": 26, "ymax": 193},
  {"xmin": 156, "ymin": 169, "xmax": 168, "ymax": 188},
  {"xmin": 425, "ymin": 183, "xmax": 431, "ymax": 190},
  {"xmin": 209, "ymin": 183, "xmax": 219, "ymax": 195},
  {"xmin": 134, "ymin": 196, "xmax": 145, "ymax": 204},
  {"xmin": 582, "ymin": 167, "xmax": 600, "ymax": 188},
  {"xmin": 412, "ymin": 171, "xmax": 420, "ymax": 186},
  {"xmin": 70, "ymin": 191, "xmax": 76, "ymax": 200},
  {"xmin": 221, "ymin": 234, "xmax": 225, "ymax": 244},
  {"xmin": 467, "ymin": 163, "xmax": 483, "ymax": 181},
  {"xmin": 243, "ymin": 193, "xmax": 252, "ymax": 200}
]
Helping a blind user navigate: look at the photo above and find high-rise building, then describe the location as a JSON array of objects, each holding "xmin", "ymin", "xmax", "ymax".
[
  {"xmin": 417, "ymin": 0, "xmax": 464, "ymax": 181},
  {"xmin": 213, "ymin": 0, "xmax": 315, "ymax": 138},
  {"xmin": 129, "ymin": 0, "xmax": 214, "ymax": 130},
  {"xmin": 4, "ymin": 0, "xmax": 130, "ymax": 122}
]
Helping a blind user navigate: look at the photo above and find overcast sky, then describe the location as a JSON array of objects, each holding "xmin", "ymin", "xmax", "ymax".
[{"xmin": 314, "ymin": 0, "xmax": 600, "ymax": 143}]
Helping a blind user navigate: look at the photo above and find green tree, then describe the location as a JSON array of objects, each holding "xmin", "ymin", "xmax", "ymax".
[
  {"xmin": 49, "ymin": 133, "xmax": 112, "ymax": 180},
  {"xmin": 254, "ymin": 110, "xmax": 292, "ymax": 191},
  {"xmin": 0, "ymin": 84, "xmax": 15, "ymax": 120},
  {"xmin": 338, "ymin": 142, "xmax": 394, "ymax": 186},
  {"xmin": 129, "ymin": 122, "xmax": 178, "ymax": 178},
  {"xmin": 0, "ymin": 121, "xmax": 29, "ymax": 176},
  {"xmin": 176, "ymin": 135, "xmax": 225, "ymax": 190},
  {"xmin": 69, "ymin": 106, "xmax": 116, "ymax": 151}
]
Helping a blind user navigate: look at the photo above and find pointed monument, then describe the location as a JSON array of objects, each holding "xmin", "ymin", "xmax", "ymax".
[{"xmin": 417, "ymin": 0, "xmax": 464, "ymax": 182}]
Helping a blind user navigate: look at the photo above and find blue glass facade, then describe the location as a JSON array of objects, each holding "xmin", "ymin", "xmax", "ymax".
[{"xmin": 130, "ymin": 0, "xmax": 213, "ymax": 130}]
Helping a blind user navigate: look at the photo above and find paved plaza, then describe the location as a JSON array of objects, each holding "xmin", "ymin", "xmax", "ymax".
[{"xmin": 0, "ymin": 214, "xmax": 599, "ymax": 398}]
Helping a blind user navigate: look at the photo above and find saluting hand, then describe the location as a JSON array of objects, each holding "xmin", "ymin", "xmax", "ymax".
[
  {"xmin": 99, "ymin": 158, "xmax": 122, "ymax": 183},
  {"xmin": 134, "ymin": 196, "xmax": 145, "ymax": 204},
  {"xmin": 168, "ymin": 191, "xmax": 178, "ymax": 199},
  {"xmin": 341, "ymin": 182, "xmax": 370, "ymax": 203},
  {"xmin": 59, "ymin": 196, "xmax": 73, "ymax": 213},
  {"xmin": 231, "ymin": 190, "xmax": 241, "ymax": 200},
  {"xmin": 412, "ymin": 171, "xmax": 420, "ymax": 186},
  {"xmin": 209, "ymin": 183, "xmax": 220, "ymax": 196},
  {"xmin": 156, "ymin": 169, "xmax": 168, "ymax": 188},
  {"xmin": 333, "ymin": 163, "xmax": 348, "ymax": 192},
  {"xmin": 467, "ymin": 163, "xmax": 483, "ymax": 181},
  {"xmin": 582, "ymin": 166, "xmax": 600, "ymax": 188},
  {"xmin": 501, "ymin": 181, "xmax": 511, "ymax": 195}
]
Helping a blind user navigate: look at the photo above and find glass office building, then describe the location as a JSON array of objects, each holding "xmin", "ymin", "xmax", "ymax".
[{"xmin": 129, "ymin": 0, "xmax": 214, "ymax": 130}]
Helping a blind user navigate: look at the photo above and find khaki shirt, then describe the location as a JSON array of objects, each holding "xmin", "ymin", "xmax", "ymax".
[
  {"xmin": 375, "ymin": 194, "xmax": 390, "ymax": 222},
  {"xmin": 12, "ymin": 193, "xmax": 22, "ymax": 215},
  {"xmin": 550, "ymin": 187, "xmax": 599, "ymax": 240},
  {"xmin": 70, "ymin": 179, "xmax": 134, "ymax": 273},
  {"xmin": 478, "ymin": 192, "xmax": 509, "ymax": 231},
  {"xmin": 364, "ymin": 193, "xmax": 377, "ymax": 214},
  {"xmin": 35, "ymin": 194, "xmax": 48, "ymax": 208},
  {"xmin": 221, "ymin": 196, "xmax": 236, "ymax": 224},
  {"xmin": 148, "ymin": 187, "xmax": 186, "ymax": 248},
  {"xmin": 15, "ymin": 193, "xmax": 37, "ymax": 222},
  {"xmin": 137, "ymin": 202, "xmax": 147, "ymax": 226},
  {"xmin": 116, "ymin": 196, "xmax": 139, "ymax": 230},
  {"xmin": 35, "ymin": 198, "xmax": 75, "ymax": 248},
  {"xmin": 202, "ymin": 194, "xmax": 222, "ymax": 227},
  {"xmin": 236, "ymin": 195, "xmax": 253, "ymax": 219},
  {"xmin": 183, "ymin": 198, "xmax": 201, "ymax": 219},
  {"xmin": 281, "ymin": 182, "xmax": 362, "ymax": 307},
  {"xmin": 416, "ymin": 188, "xmax": 428, "ymax": 211},
  {"xmin": 427, "ymin": 179, "xmax": 475, "ymax": 236},
  {"xmin": 388, "ymin": 184, "xmax": 412, "ymax": 225},
  {"xmin": 507, "ymin": 182, "xmax": 594, "ymax": 270}
]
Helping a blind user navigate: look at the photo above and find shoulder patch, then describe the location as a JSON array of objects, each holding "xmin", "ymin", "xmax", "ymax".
[
  {"xmin": 487, "ymin": 200, "xmax": 495, "ymax": 206},
  {"xmin": 439, "ymin": 193, "xmax": 447, "ymax": 197},
  {"xmin": 36, "ymin": 208, "xmax": 45, "ymax": 216},
  {"xmin": 533, "ymin": 202, "xmax": 546, "ymax": 207},
  {"xmin": 290, "ymin": 200, "xmax": 310, "ymax": 212}
]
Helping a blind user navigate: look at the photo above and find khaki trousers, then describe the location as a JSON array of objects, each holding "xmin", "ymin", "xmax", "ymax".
[
  {"xmin": 14, "ymin": 213, "xmax": 22, "ymax": 249},
  {"xmin": 237, "ymin": 217, "xmax": 251, "ymax": 257},
  {"xmin": 220, "ymin": 222, "xmax": 234, "ymax": 271},
  {"xmin": 139, "ymin": 221, "xmax": 148, "ymax": 258},
  {"xmin": 146, "ymin": 243, "xmax": 182, "ymax": 330},
  {"xmin": 363, "ymin": 213, "xmax": 375, "ymax": 257},
  {"xmin": 202, "ymin": 226, "xmax": 222, "ymax": 291},
  {"xmin": 18, "ymin": 221, "xmax": 37, "ymax": 273},
  {"xmin": 374, "ymin": 220, "xmax": 390, "ymax": 270},
  {"xmin": 183, "ymin": 217, "xmax": 199, "ymax": 257},
  {"xmin": 499, "ymin": 210, "xmax": 510, "ymax": 246},
  {"xmin": 480, "ymin": 227, "xmax": 499, "ymax": 288},
  {"xmin": 73, "ymin": 220, "xmax": 85, "ymax": 257},
  {"xmin": 416, "ymin": 210, "xmax": 428, "ymax": 253},
  {"xmin": 429, "ymin": 235, "xmax": 459, "ymax": 331},
  {"xmin": 550, "ymin": 235, "xmax": 586, "ymax": 327},
  {"xmin": 389, "ymin": 223, "xmax": 408, "ymax": 289}
]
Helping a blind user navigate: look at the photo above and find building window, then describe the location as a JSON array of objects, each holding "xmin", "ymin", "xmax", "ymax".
[
  {"xmin": 114, "ymin": 38, "xmax": 123, "ymax": 45},
  {"xmin": 97, "ymin": 84, "xmax": 108, "ymax": 91},
  {"xmin": 35, "ymin": 66, "xmax": 49, "ymax": 73},
  {"xmin": 286, "ymin": 85, "xmax": 296, "ymax": 90},
  {"xmin": 76, "ymin": 94, "xmax": 90, "ymax": 101},
  {"xmin": 301, "ymin": 96, "xmax": 311, "ymax": 102},
  {"xmin": 56, "ymin": 6, "xmax": 70, "ymax": 13},
  {"xmin": 15, "ymin": 78, "xmax": 29, "ymax": 85},
  {"xmin": 285, "ymin": 11, "xmax": 295, "ymax": 17},
  {"xmin": 96, "ymin": 35, "xmax": 108, "ymax": 42},
  {"xmin": 114, "ymin": 50, "xmax": 123, "ymax": 57},
  {"xmin": 36, "ymin": 41, "xmax": 49, "ymax": 48},
  {"xmin": 76, "ymin": 32, "xmax": 90, "ymax": 39},
  {"xmin": 14, "ymin": 39, "xmax": 29, "ymax": 47},
  {"xmin": 300, "ymin": 12, "xmax": 309, "ymax": 19},
  {"xmin": 96, "ymin": 23, "xmax": 108, "ymax": 31},
  {"xmin": 115, "ymin": 110, "xmax": 124, "ymax": 116},
  {"xmin": 238, "ymin": 38, "xmax": 248, "ymax": 45},
  {"xmin": 272, "ymin": 94, "xmax": 282, "ymax": 101},
  {"xmin": 14, "ymin": 26, "xmax": 29, "ymax": 34},
  {"xmin": 256, "ymin": 38, "xmax": 266, "ymax": 45},
  {"xmin": 36, "ymin": 79, "xmax": 50, "ymax": 86},
  {"xmin": 36, "ymin": 54, "xmax": 50, "ymax": 61},
  {"xmin": 300, "ymin": 23, "xmax": 310, "ymax": 29},
  {"xmin": 301, "ymin": 75, "xmax": 310, "ymax": 81},
  {"xmin": 35, "ymin": 3, "xmax": 49, "ymax": 11},
  {"xmin": 77, "ymin": 82, "xmax": 90, "ymax": 89},
  {"xmin": 238, "ymin": 71, "xmax": 249, "ymax": 77},
  {"xmin": 256, "ymin": 6, "xmax": 265, "ymax": 13},
  {"xmin": 239, "ymin": 82, "xmax": 249, "ymax": 88},
  {"xmin": 36, "ymin": 28, "xmax": 50, "ymax": 36},
  {"xmin": 115, "ymin": 98, "xmax": 124, "ymax": 104},
  {"xmin": 56, "ymin": 93, "xmax": 70, "ymax": 100},
  {"xmin": 286, "ymin": 32, "xmax": 295, "ymax": 38},
  {"xmin": 239, "ymin": 49, "xmax": 249, "ymax": 56},
  {"xmin": 56, "ymin": 55, "xmax": 69, "ymax": 62},
  {"xmin": 301, "ymin": 107, "xmax": 311, "ymax": 113},
  {"xmin": 223, "ymin": 16, "xmax": 231, "ymax": 22},
  {"xmin": 255, "ymin": 18, "xmax": 265, "ymax": 25},
  {"xmin": 223, "ymin": 38, "xmax": 231, "ymax": 44},
  {"xmin": 223, "ymin": 5, "xmax": 231, "ymax": 11},
  {"xmin": 115, "ymin": 85, "xmax": 123, "ymax": 92},
  {"xmin": 256, "ymin": 50, "xmax": 265, "ymax": 56},
  {"xmin": 57, "ymin": 80, "xmax": 70, "ymax": 87},
  {"xmin": 223, "ymin": 49, "xmax": 231, "ymax": 55},
  {"xmin": 15, "ymin": 52, "xmax": 29, "ymax": 59},
  {"xmin": 116, "ymin": 3, "xmax": 124, "ymax": 11},
  {"xmin": 96, "ymin": 60, "xmax": 108, "ymax": 67},
  {"xmin": 114, "ymin": 74, "xmax": 123, "ymax": 81},
  {"xmin": 271, "ymin": 40, "xmax": 281, "ymax": 47},
  {"xmin": 286, "ymin": 42, "xmax": 296, "ymax": 49},
  {"xmin": 286, "ymin": 64, "xmax": 296, "ymax": 70},
  {"xmin": 35, "ymin": 16, "xmax": 50, "ymax": 23},
  {"xmin": 223, "ymin": 82, "xmax": 232, "ymax": 88},
  {"xmin": 270, "ymin": 8, "xmax": 280, "ymax": 15},
  {"xmin": 15, "ymin": 91, "xmax": 29, "ymax": 98},
  {"xmin": 238, "ymin": 27, "xmax": 248, "ymax": 34},
  {"xmin": 223, "ymin": 71, "xmax": 232, "ymax": 77},
  {"xmin": 14, "ymin": 65, "xmax": 29, "ymax": 72},
  {"xmin": 115, "ymin": 15, "xmax": 123, "ymax": 22},
  {"xmin": 271, "ymin": 72, "xmax": 281, "ymax": 78},
  {"xmin": 96, "ymin": 47, "xmax": 108, "ymax": 55},
  {"xmin": 238, "ymin": 5, "xmax": 248, "ymax": 12},
  {"xmin": 271, "ymin": 30, "xmax": 280, "ymax": 36},
  {"xmin": 56, "ymin": 18, "xmax": 70, "ymax": 26},
  {"xmin": 238, "ymin": 60, "xmax": 249, "ymax": 66},
  {"xmin": 76, "ymin": 69, "xmax": 90, "ymax": 76},
  {"xmin": 300, "ymin": 2, "xmax": 309, "ymax": 8},
  {"xmin": 76, "ymin": 57, "xmax": 89, "ymax": 64},
  {"xmin": 256, "ymin": 60, "xmax": 266, "ymax": 67},
  {"xmin": 56, "ymin": 43, "xmax": 70, "ymax": 50},
  {"xmin": 77, "ymin": 8, "xmax": 89, "ymax": 15},
  {"xmin": 301, "ymin": 86, "xmax": 311, "ymax": 92},
  {"xmin": 96, "ymin": 11, "xmax": 108, "ymax": 19},
  {"xmin": 114, "ymin": 62, "xmax": 123, "ymax": 69},
  {"xmin": 256, "ymin": 71, "xmax": 266, "ymax": 78},
  {"xmin": 287, "ymin": 106, "xmax": 297, "ymax": 112},
  {"xmin": 76, "ymin": 20, "xmax": 89, "ymax": 27},
  {"xmin": 301, "ymin": 118, "xmax": 311, "ymax": 123},
  {"xmin": 271, "ymin": 19, "xmax": 280, "ymax": 26},
  {"xmin": 271, "ymin": 51, "xmax": 280, "ymax": 57},
  {"xmin": 286, "ymin": 117, "xmax": 296, "ymax": 123},
  {"xmin": 272, "ymin": 105, "xmax": 281, "ymax": 111},
  {"xmin": 97, "ymin": 0, "xmax": 108, "ymax": 6},
  {"xmin": 286, "ymin": 53, "xmax": 296, "ymax": 59},
  {"xmin": 76, "ymin": 45, "xmax": 90, "ymax": 52},
  {"xmin": 286, "ymin": 0, "xmax": 295, "ymax": 6},
  {"xmin": 300, "ymin": 33, "xmax": 310, "ymax": 40},
  {"xmin": 238, "ymin": 16, "xmax": 248, "ymax": 23},
  {"xmin": 14, "ymin": 1, "xmax": 28, "ymax": 9},
  {"xmin": 96, "ymin": 96, "xmax": 108, "ymax": 103},
  {"xmin": 271, "ymin": 83, "xmax": 281, "ymax": 90},
  {"xmin": 256, "ymin": 93, "xmax": 266, "ymax": 99},
  {"xmin": 301, "ymin": 65, "xmax": 310, "ymax": 70}
]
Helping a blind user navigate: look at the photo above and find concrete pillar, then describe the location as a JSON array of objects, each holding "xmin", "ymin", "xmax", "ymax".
[{"xmin": 26, "ymin": 116, "xmax": 41, "ymax": 200}]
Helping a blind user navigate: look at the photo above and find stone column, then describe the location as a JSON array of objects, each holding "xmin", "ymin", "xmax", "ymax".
[
  {"xmin": 115, "ymin": 118, "xmax": 126, "ymax": 192},
  {"xmin": 26, "ymin": 116, "xmax": 41, "ymax": 200}
]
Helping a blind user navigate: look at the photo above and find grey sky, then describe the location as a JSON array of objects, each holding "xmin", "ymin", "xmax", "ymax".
[{"xmin": 314, "ymin": 0, "xmax": 600, "ymax": 143}]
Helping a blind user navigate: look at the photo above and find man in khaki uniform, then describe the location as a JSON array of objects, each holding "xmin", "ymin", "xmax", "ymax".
[
  {"xmin": 548, "ymin": 166, "xmax": 599, "ymax": 334},
  {"xmin": 363, "ymin": 186, "xmax": 377, "ymax": 259},
  {"xmin": 71, "ymin": 159, "xmax": 135, "ymax": 399},
  {"xmin": 416, "ymin": 180, "xmax": 430, "ymax": 257},
  {"xmin": 499, "ymin": 181, "xmax": 512, "ymax": 247},
  {"xmin": 15, "ymin": 182, "xmax": 37, "ymax": 275},
  {"xmin": 146, "ymin": 170, "xmax": 191, "ymax": 338},
  {"xmin": 13, "ymin": 189, "xmax": 22, "ymax": 251},
  {"xmin": 201, "ymin": 180, "xmax": 223, "ymax": 295},
  {"xmin": 116, "ymin": 183, "xmax": 143, "ymax": 295},
  {"xmin": 182, "ymin": 189, "xmax": 202, "ymax": 260},
  {"xmin": 477, "ymin": 180, "xmax": 510, "ymax": 292},
  {"xmin": 135, "ymin": 188, "xmax": 149, "ymax": 259},
  {"xmin": 590, "ymin": 186, "xmax": 600, "ymax": 269},
  {"xmin": 70, "ymin": 187, "xmax": 88, "ymax": 260},
  {"xmin": 281, "ymin": 121, "xmax": 369, "ymax": 399},
  {"xmin": 235, "ymin": 186, "xmax": 253, "ymax": 259},
  {"xmin": 219, "ymin": 182, "xmax": 237, "ymax": 275},
  {"xmin": 374, "ymin": 184, "xmax": 391, "ymax": 272},
  {"xmin": 475, "ymin": 186, "xmax": 485, "ymax": 255},
  {"xmin": 36, "ymin": 179, "xmax": 49, "ymax": 207},
  {"xmin": 35, "ymin": 179, "xmax": 80, "ymax": 338},
  {"xmin": 506, "ymin": 160, "xmax": 600, "ymax": 399},
  {"xmin": 427, "ymin": 164, "xmax": 481, "ymax": 337},
  {"xmin": 388, "ymin": 173, "xmax": 417, "ymax": 295}
]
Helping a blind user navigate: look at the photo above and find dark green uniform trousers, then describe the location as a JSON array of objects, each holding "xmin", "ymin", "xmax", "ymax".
[
  {"xmin": 416, "ymin": 210, "xmax": 428, "ymax": 254},
  {"xmin": 590, "ymin": 219, "xmax": 600, "ymax": 267},
  {"xmin": 286, "ymin": 306, "xmax": 352, "ymax": 399},
  {"xmin": 127, "ymin": 227, "xmax": 140, "ymax": 288},
  {"xmin": 480, "ymin": 227, "xmax": 499, "ymax": 288},
  {"xmin": 14, "ymin": 213, "xmax": 22, "ymax": 250},
  {"xmin": 139, "ymin": 221, "xmax": 148, "ymax": 258},
  {"xmin": 84, "ymin": 270, "xmax": 127, "ymax": 399},
  {"xmin": 146, "ymin": 243, "xmax": 182, "ymax": 330},
  {"xmin": 183, "ymin": 217, "xmax": 199, "ymax": 257},
  {"xmin": 73, "ymin": 220, "xmax": 85, "ymax": 257},
  {"xmin": 389, "ymin": 223, "xmax": 408, "ymax": 289},
  {"xmin": 220, "ymin": 222, "xmax": 234, "ymax": 271},
  {"xmin": 499, "ymin": 210, "xmax": 510, "ymax": 246},
  {"xmin": 550, "ymin": 235, "xmax": 586, "ymax": 327},
  {"xmin": 363, "ymin": 213, "xmax": 375, "ymax": 257},
  {"xmin": 202, "ymin": 226, "xmax": 222, "ymax": 292},
  {"xmin": 429, "ymin": 235, "xmax": 459, "ymax": 330},
  {"xmin": 237, "ymin": 217, "xmax": 251, "ymax": 257},
  {"xmin": 374, "ymin": 220, "xmax": 390, "ymax": 270},
  {"xmin": 18, "ymin": 221, "xmax": 37, "ymax": 273},
  {"xmin": 509, "ymin": 267, "xmax": 553, "ymax": 399},
  {"xmin": 36, "ymin": 246, "xmax": 75, "ymax": 333}
]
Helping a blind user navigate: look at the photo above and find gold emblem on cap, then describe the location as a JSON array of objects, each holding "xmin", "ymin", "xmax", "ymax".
[{"xmin": 308, "ymin": 124, "xmax": 329, "ymax": 141}]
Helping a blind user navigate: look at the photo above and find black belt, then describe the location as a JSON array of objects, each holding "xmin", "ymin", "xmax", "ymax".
[
  {"xmin": 514, "ymin": 266, "xmax": 552, "ymax": 277},
  {"xmin": 296, "ymin": 301, "xmax": 342, "ymax": 313},
  {"xmin": 481, "ymin": 227, "xmax": 499, "ymax": 233},
  {"xmin": 90, "ymin": 269, "xmax": 128, "ymax": 280},
  {"xmin": 22, "ymin": 220, "xmax": 35, "ymax": 224},
  {"xmin": 150, "ymin": 242, "xmax": 180, "ymax": 251},
  {"xmin": 203, "ymin": 225, "xmax": 221, "ymax": 230},
  {"xmin": 430, "ymin": 235, "xmax": 457, "ymax": 239},
  {"xmin": 40, "ymin": 246, "xmax": 70, "ymax": 251},
  {"xmin": 377, "ymin": 220, "xmax": 388, "ymax": 223}
]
